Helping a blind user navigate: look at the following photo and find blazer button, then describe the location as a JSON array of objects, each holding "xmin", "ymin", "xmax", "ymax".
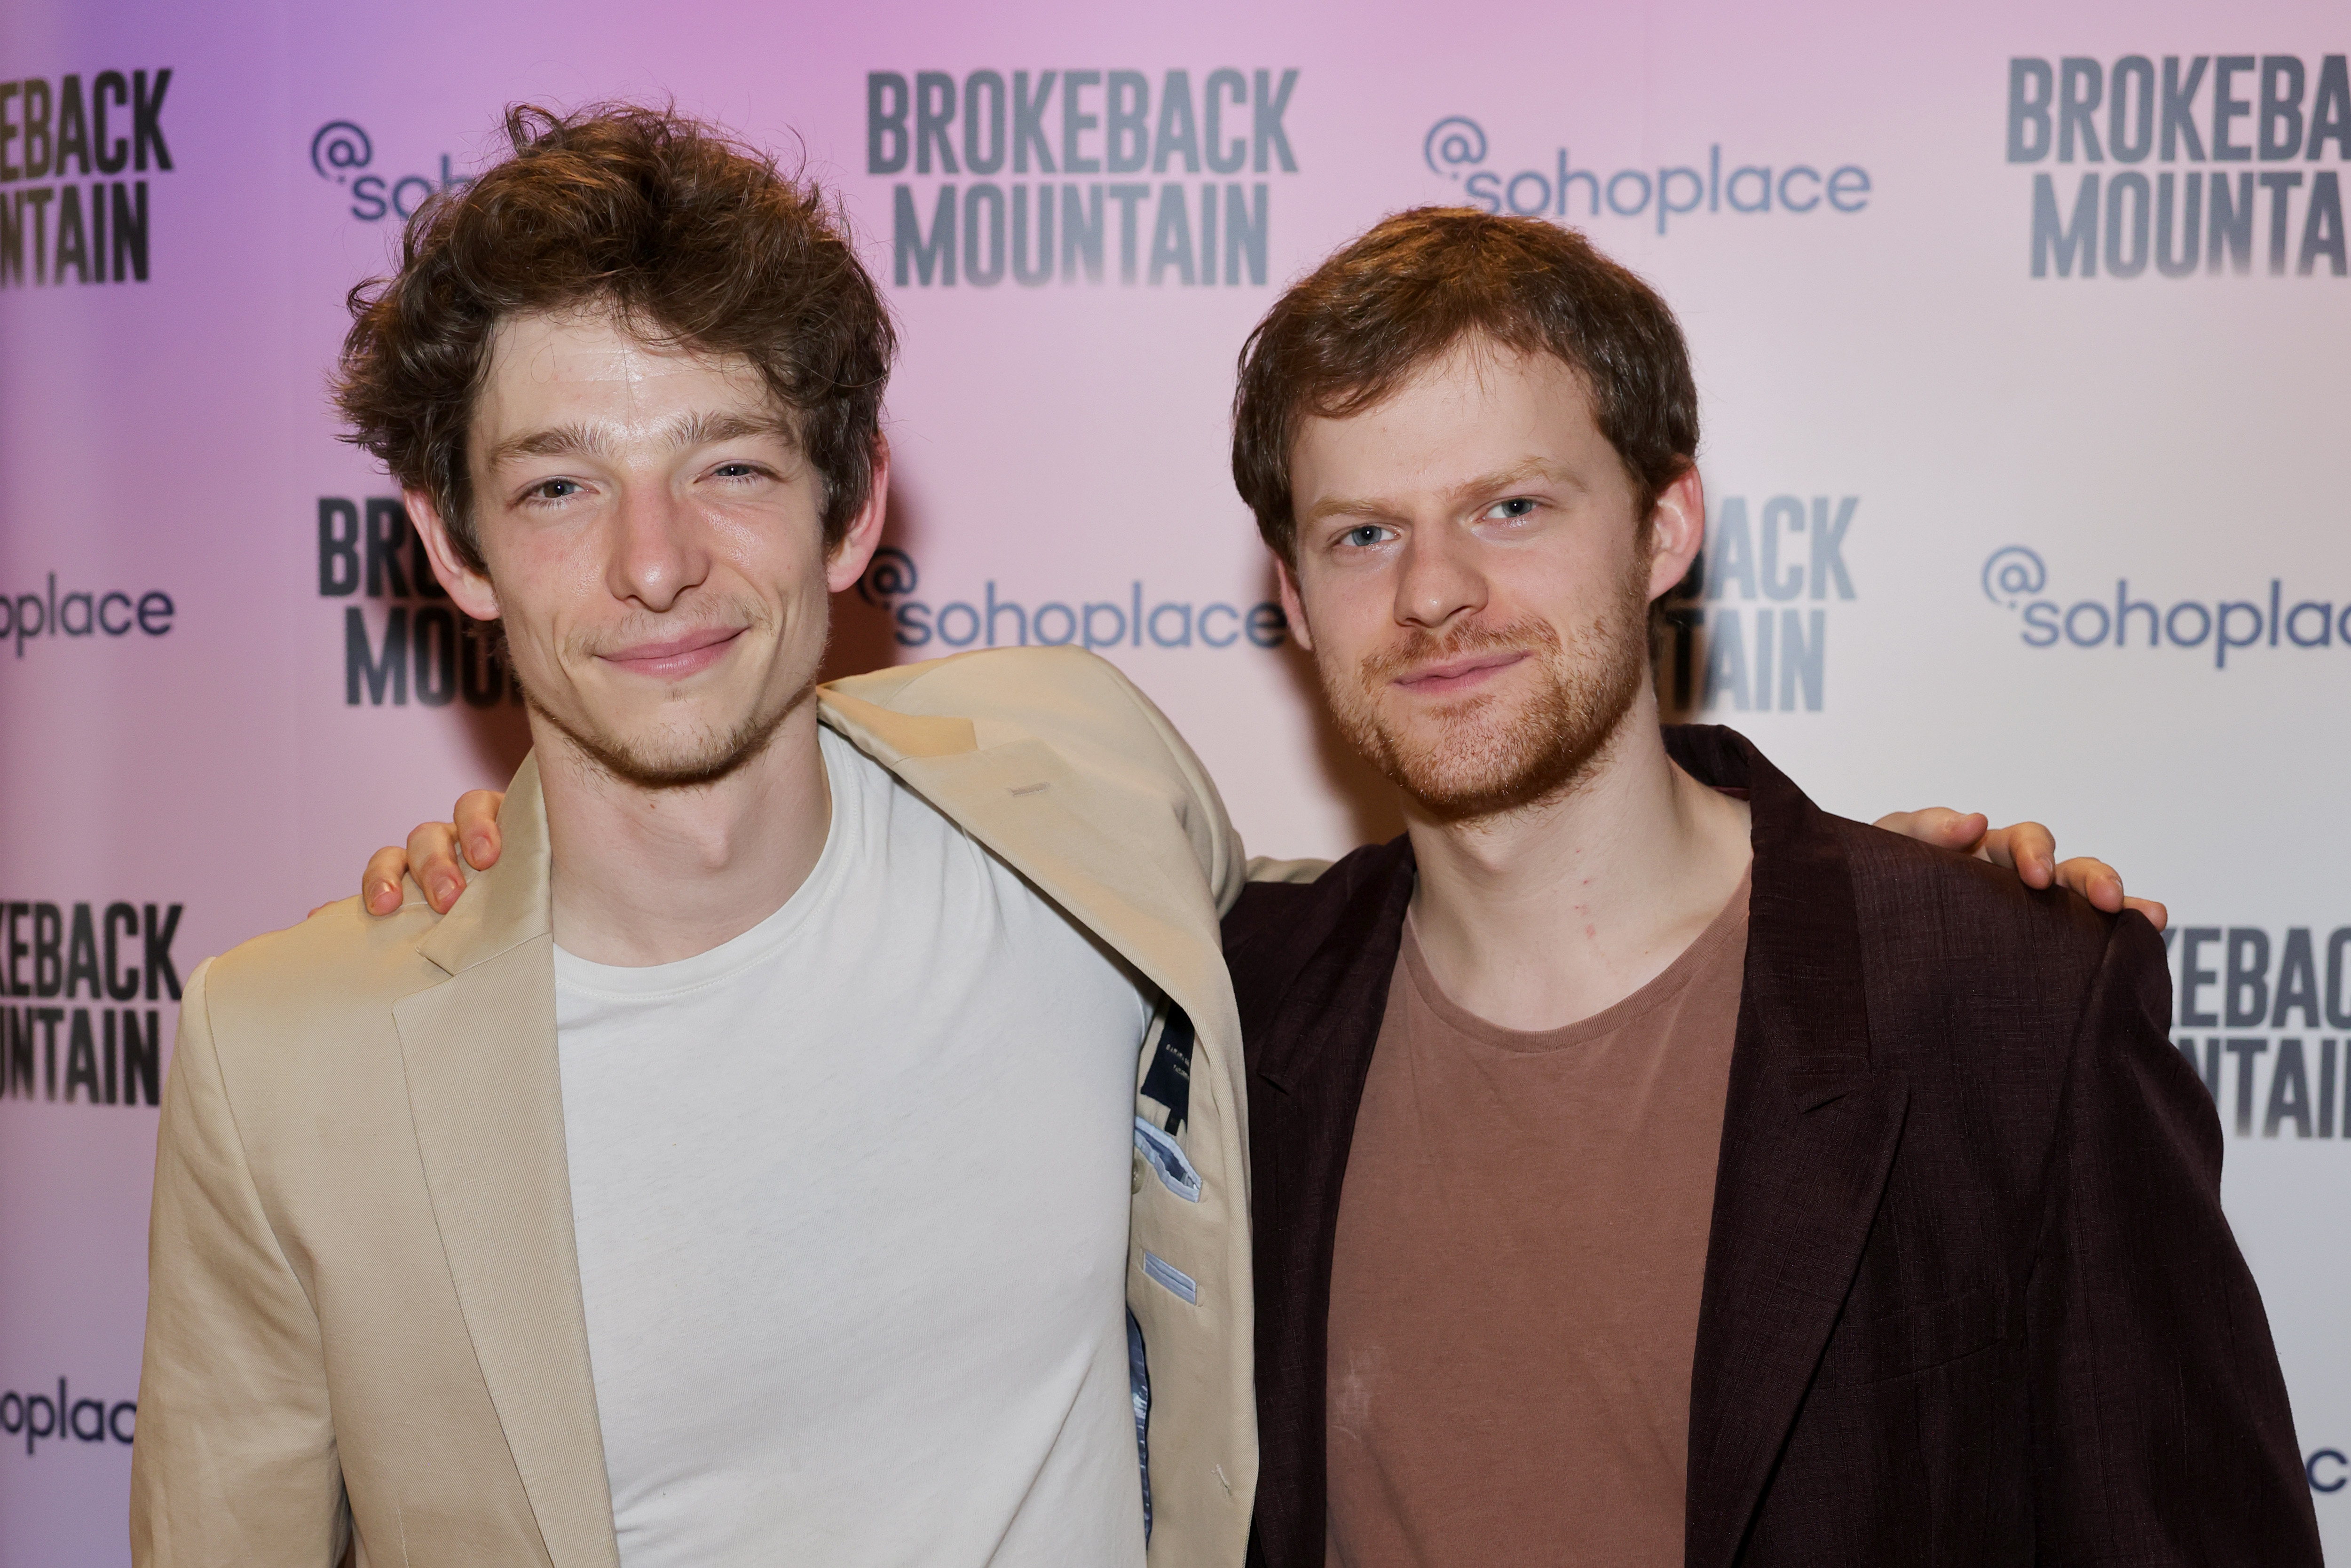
[{"xmin": 1132, "ymin": 1152, "xmax": 1145, "ymax": 1194}]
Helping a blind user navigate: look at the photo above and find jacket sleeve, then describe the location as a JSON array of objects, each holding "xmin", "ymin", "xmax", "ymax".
[
  {"xmin": 131, "ymin": 960, "xmax": 350, "ymax": 1567},
  {"xmin": 2025, "ymin": 914, "xmax": 2321, "ymax": 1564}
]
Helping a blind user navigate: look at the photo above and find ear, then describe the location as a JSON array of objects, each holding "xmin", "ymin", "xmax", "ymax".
[
  {"xmin": 406, "ymin": 489, "xmax": 501, "ymax": 622},
  {"xmin": 1273, "ymin": 551, "xmax": 1314, "ymax": 653},
  {"xmin": 1644, "ymin": 463, "xmax": 1706, "ymax": 604},
  {"xmin": 824, "ymin": 434, "xmax": 892, "ymax": 595}
]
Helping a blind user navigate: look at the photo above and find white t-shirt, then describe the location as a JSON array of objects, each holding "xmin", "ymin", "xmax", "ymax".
[{"xmin": 553, "ymin": 726, "xmax": 1152, "ymax": 1568}]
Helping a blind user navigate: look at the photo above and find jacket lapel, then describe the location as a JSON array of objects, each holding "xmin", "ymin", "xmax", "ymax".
[
  {"xmin": 821, "ymin": 681, "xmax": 1263, "ymax": 1568},
  {"xmin": 1242, "ymin": 840, "xmax": 1417, "ymax": 1568},
  {"xmin": 1670, "ymin": 729, "xmax": 1909, "ymax": 1568},
  {"xmin": 394, "ymin": 756, "xmax": 621, "ymax": 1568},
  {"xmin": 820, "ymin": 691, "xmax": 1233, "ymax": 1056}
]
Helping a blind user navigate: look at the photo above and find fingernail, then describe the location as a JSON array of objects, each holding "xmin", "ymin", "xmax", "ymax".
[
  {"xmin": 435, "ymin": 877, "xmax": 459, "ymax": 907},
  {"xmin": 368, "ymin": 883, "xmax": 392, "ymax": 912},
  {"xmin": 470, "ymin": 837, "xmax": 492, "ymax": 864}
]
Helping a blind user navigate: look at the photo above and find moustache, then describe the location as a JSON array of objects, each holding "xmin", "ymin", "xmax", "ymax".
[{"xmin": 1356, "ymin": 616, "xmax": 1564, "ymax": 684}]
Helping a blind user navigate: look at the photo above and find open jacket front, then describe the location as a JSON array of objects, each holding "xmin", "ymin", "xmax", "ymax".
[
  {"xmin": 1223, "ymin": 725, "xmax": 2319, "ymax": 1568},
  {"xmin": 132, "ymin": 647, "xmax": 1260, "ymax": 1568}
]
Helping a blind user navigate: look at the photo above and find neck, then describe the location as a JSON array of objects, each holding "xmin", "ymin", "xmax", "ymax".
[
  {"xmin": 536, "ymin": 692, "xmax": 832, "ymax": 966},
  {"xmin": 1403, "ymin": 690, "xmax": 1752, "ymax": 1032}
]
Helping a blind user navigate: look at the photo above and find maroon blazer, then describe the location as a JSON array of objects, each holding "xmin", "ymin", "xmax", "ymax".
[{"xmin": 1224, "ymin": 725, "xmax": 2320, "ymax": 1568}]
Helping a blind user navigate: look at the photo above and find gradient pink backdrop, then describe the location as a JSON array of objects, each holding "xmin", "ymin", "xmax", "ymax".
[{"xmin": 4, "ymin": 1, "xmax": 2347, "ymax": 1559}]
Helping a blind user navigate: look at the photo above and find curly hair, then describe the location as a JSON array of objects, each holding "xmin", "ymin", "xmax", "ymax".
[
  {"xmin": 334, "ymin": 103, "xmax": 895, "ymax": 573},
  {"xmin": 1231, "ymin": 208, "xmax": 1697, "ymax": 567}
]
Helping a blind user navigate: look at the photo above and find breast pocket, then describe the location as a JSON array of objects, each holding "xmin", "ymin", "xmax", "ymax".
[{"xmin": 1815, "ymin": 1284, "xmax": 2003, "ymax": 1388}]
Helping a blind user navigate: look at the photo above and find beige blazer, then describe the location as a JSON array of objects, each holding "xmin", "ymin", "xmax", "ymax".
[{"xmin": 131, "ymin": 646, "xmax": 1272, "ymax": 1568}]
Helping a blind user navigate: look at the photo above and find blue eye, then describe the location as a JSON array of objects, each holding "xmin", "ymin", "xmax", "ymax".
[
  {"xmin": 1344, "ymin": 525, "xmax": 1387, "ymax": 548},
  {"xmin": 1488, "ymin": 497, "xmax": 1538, "ymax": 520}
]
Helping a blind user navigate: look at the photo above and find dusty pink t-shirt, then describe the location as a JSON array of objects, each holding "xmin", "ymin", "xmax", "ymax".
[{"xmin": 1325, "ymin": 871, "xmax": 1751, "ymax": 1568}]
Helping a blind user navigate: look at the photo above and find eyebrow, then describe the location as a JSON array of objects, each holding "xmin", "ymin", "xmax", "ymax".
[
  {"xmin": 1302, "ymin": 458, "xmax": 1570, "ymax": 527},
  {"xmin": 484, "ymin": 409, "xmax": 796, "ymax": 469}
]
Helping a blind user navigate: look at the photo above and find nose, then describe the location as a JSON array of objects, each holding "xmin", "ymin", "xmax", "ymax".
[
  {"xmin": 1394, "ymin": 522, "xmax": 1487, "ymax": 632},
  {"xmin": 604, "ymin": 481, "xmax": 711, "ymax": 614}
]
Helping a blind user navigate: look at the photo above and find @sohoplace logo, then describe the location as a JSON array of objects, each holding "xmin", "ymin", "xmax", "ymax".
[
  {"xmin": 1422, "ymin": 114, "xmax": 1872, "ymax": 233},
  {"xmin": 857, "ymin": 547, "xmax": 1288, "ymax": 652},
  {"xmin": 309, "ymin": 119, "xmax": 472, "ymax": 222},
  {"xmin": 0, "ymin": 1379, "xmax": 134, "ymax": 1454},
  {"xmin": 1, "ymin": 573, "xmax": 175, "ymax": 655},
  {"xmin": 1983, "ymin": 545, "xmax": 2351, "ymax": 667}
]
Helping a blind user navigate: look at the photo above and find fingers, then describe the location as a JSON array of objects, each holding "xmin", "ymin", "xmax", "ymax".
[
  {"xmin": 406, "ymin": 820, "xmax": 468, "ymax": 915},
  {"xmin": 1978, "ymin": 821, "xmax": 2057, "ymax": 888},
  {"xmin": 354, "ymin": 790, "xmax": 503, "ymax": 921},
  {"xmin": 2051, "ymin": 855, "xmax": 2123, "ymax": 912},
  {"xmin": 362, "ymin": 845, "xmax": 411, "ymax": 915},
  {"xmin": 1879, "ymin": 809, "xmax": 2165, "ymax": 932},
  {"xmin": 453, "ymin": 790, "xmax": 507, "ymax": 871},
  {"xmin": 1874, "ymin": 807, "xmax": 1989, "ymax": 856},
  {"xmin": 2043, "ymin": 858, "xmax": 2167, "ymax": 931}
]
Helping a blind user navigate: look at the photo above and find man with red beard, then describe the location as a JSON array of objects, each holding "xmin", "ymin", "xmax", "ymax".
[{"xmin": 1221, "ymin": 210, "xmax": 2319, "ymax": 1568}]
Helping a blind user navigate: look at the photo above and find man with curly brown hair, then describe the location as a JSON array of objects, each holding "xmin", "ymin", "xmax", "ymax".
[{"xmin": 129, "ymin": 104, "xmax": 1262, "ymax": 1568}]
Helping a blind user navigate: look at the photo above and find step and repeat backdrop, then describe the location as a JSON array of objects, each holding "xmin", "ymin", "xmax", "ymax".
[{"xmin": 3, "ymin": 0, "xmax": 2346, "ymax": 1560}]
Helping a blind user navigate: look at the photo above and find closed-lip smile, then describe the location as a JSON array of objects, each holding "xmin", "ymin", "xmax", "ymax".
[
  {"xmin": 1394, "ymin": 650, "xmax": 1526, "ymax": 695},
  {"xmin": 599, "ymin": 625, "xmax": 745, "ymax": 680}
]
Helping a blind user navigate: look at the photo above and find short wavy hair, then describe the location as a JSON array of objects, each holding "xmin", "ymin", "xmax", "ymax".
[
  {"xmin": 334, "ymin": 103, "xmax": 895, "ymax": 573},
  {"xmin": 1231, "ymin": 207, "xmax": 1698, "ymax": 567}
]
